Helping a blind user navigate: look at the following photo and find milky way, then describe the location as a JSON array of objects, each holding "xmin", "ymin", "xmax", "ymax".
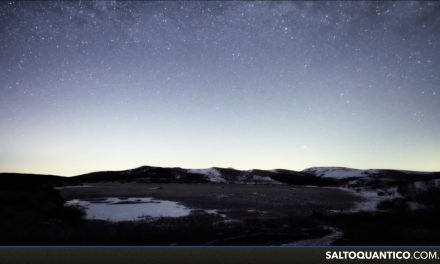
[{"xmin": 1, "ymin": 1, "xmax": 439, "ymax": 175}]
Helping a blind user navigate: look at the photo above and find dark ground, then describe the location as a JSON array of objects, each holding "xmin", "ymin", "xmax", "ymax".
[{"xmin": 1, "ymin": 174, "xmax": 440, "ymax": 245}]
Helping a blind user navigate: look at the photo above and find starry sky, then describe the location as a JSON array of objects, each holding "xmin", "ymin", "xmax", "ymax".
[{"xmin": 1, "ymin": 1, "xmax": 439, "ymax": 176}]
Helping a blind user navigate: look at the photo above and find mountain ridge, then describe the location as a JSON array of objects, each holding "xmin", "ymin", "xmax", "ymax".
[{"xmin": 2, "ymin": 165, "xmax": 440, "ymax": 188}]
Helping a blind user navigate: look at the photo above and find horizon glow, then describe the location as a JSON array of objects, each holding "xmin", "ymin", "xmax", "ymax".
[{"xmin": 1, "ymin": 1, "xmax": 439, "ymax": 176}]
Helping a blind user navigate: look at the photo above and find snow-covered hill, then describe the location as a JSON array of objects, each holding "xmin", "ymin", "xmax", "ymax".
[
  {"xmin": 187, "ymin": 168, "xmax": 282, "ymax": 184},
  {"xmin": 69, "ymin": 165, "xmax": 440, "ymax": 191},
  {"xmin": 187, "ymin": 168, "xmax": 226, "ymax": 183},
  {"xmin": 303, "ymin": 167, "xmax": 379, "ymax": 179}
]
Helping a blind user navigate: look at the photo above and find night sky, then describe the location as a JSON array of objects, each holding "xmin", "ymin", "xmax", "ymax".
[{"xmin": 1, "ymin": 1, "xmax": 439, "ymax": 176}]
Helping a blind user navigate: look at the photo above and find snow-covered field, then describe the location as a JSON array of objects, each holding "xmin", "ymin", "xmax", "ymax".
[{"xmin": 65, "ymin": 197, "xmax": 192, "ymax": 222}]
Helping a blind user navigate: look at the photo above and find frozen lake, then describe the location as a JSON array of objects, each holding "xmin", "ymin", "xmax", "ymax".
[{"xmin": 65, "ymin": 197, "xmax": 192, "ymax": 222}]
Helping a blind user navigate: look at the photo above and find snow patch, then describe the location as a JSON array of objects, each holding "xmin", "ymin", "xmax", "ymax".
[
  {"xmin": 337, "ymin": 186, "xmax": 401, "ymax": 212},
  {"xmin": 250, "ymin": 175, "xmax": 282, "ymax": 184},
  {"xmin": 65, "ymin": 197, "xmax": 191, "ymax": 222},
  {"xmin": 187, "ymin": 168, "xmax": 226, "ymax": 183},
  {"xmin": 411, "ymin": 179, "xmax": 440, "ymax": 192},
  {"xmin": 204, "ymin": 209, "xmax": 227, "ymax": 218},
  {"xmin": 303, "ymin": 167, "xmax": 378, "ymax": 179}
]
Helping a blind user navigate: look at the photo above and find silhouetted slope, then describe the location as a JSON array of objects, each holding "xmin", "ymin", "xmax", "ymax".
[
  {"xmin": 1, "ymin": 166, "xmax": 439, "ymax": 189},
  {"xmin": 0, "ymin": 173, "xmax": 64, "ymax": 190}
]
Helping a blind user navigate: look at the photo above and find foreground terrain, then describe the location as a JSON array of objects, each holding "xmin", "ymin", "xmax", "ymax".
[{"xmin": 1, "ymin": 166, "xmax": 440, "ymax": 245}]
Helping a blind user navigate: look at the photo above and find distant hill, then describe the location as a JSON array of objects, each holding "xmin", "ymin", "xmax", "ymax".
[
  {"xmin": 2, "ymin": 166, "xmax": 440, "ymax": 190},
  {"xmin": 69, "ymin": 165, "xmax": 336, "ymax": 186}
]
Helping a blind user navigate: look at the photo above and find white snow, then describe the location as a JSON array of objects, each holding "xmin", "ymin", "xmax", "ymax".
[
  {"xmin": 304, "ymin": 167, "xmax": 437, "ymax": 180},
  {"xmin": 334, "ymin": 185, "xmax": 401, "ymax": 212},
  {"xmin": 411, "ymin": 179, "xmax": 440, "ymax": 192},
  {"xmin": 65, "ymin": 197, "xmax": 192, "ymax": 222},
  {"xmin": 187, "ymin": 168, "xmax": 226, "ymax": 183},
  {"xmin": 303, "ymin": 167, "xmax": 378, "ymax": 179},
  {"xmin": 250, "ymin": 174, "xmax": 282, "ymax": 184},
  {"xmin": 349, "ymin": 190, "xmax": 387, "ymax": 212},
  {"xmin": 247, "ymin": 209, "xmax": 268, "ymax": 214},
  {"xmin": 204, "ymin": 209, "xmax": 227, "ymax": 218},
  {"xmin": 187, "ymin": 168, "xmax": 281, "ymax": 184}
]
